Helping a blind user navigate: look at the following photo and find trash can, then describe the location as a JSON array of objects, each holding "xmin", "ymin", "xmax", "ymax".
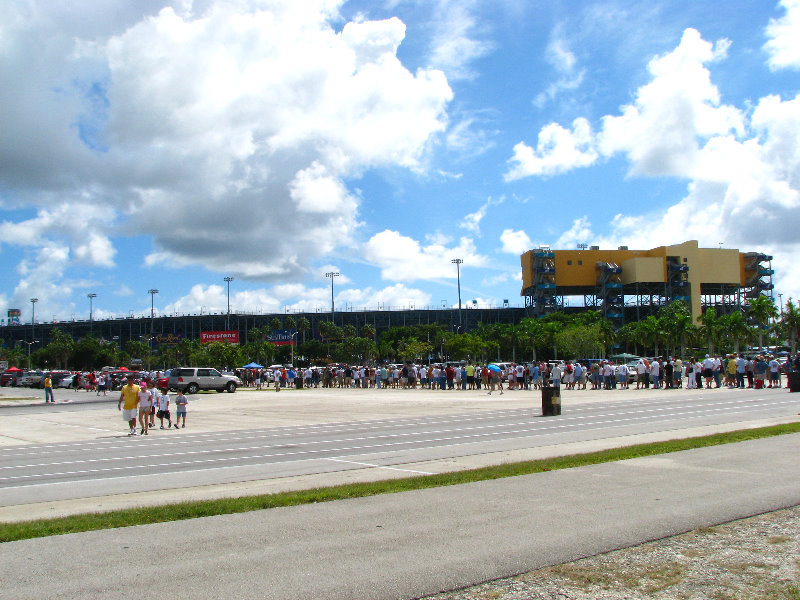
[
  {"xmin": 541, "ymin": 385, "xmax": 561, "ymax": 416},
  {"xmin": 788, "ymin": 371, "xmax": 800, "ymax": 393}
]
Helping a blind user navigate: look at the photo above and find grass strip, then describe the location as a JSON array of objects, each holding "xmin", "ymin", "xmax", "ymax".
[{"xmin": 2, "ymin": 421, "xmax": 799, "ymax": 543}]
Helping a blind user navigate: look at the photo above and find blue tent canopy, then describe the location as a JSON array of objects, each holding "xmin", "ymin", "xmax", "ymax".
[{"xmin": 242, "ymin": 362, "xmax": 264, "ymax": 369}]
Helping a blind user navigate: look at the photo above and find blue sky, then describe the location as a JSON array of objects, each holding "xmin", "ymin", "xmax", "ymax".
[{"xmin": 1, "ymin": 0, "xmax": 799, "ymax": 325}]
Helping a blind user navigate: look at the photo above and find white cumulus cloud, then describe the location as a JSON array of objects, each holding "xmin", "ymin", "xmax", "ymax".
[
  {"xmin": 0, "ymin": 0, "xmax": 453, "ymax": 289},
  {"xmin": 764, "ymin": 0, "xmax": 800, "ymax": 70},
  {"xmin": 504, "ymin": 118, "xmax": 597, "ymax": 180},
  {"xmin": 499, "ymin": 229, "xmax": 532, "ymax": 255},
  {"xmin": 362, "ymin": 230, "xmax": 485, "ymax": 281}
]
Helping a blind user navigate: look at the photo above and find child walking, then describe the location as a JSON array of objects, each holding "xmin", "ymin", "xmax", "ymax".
[
  {"xmin": 157, "ymin": 386, "xmax": 172, "ymax": 429},
  {"xmin": 174, "ymin": 389, "xmax": 188, "ymax": 428}
]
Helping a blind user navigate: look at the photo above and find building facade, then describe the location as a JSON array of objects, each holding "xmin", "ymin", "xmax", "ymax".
[{"xmin": 521, "ymin": 240, "xmax": 773, "ymax": 324}]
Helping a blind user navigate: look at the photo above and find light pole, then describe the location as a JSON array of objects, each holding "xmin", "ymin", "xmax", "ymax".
[
  {"xmin": 451, "ymin": 258, "xmax": 463, "ymax": 326},
  {"xmin": 325, "ymin": 272, "xmax": 339, "ymax": 323},
  {"xmin": 224, "ymin": 276, "xmax": 234, "ymax": 330},
  {"xmin": 88, "ymin": 293, "xmax": 97, "ymax": 335},
  {"xmin": 290, "ymin": 331, "xmax": 299, "ymax": 366},
  {"xmin": 778, "ymin": 293, "xmax": 784, "ymax": 318},
  {"xmin": 25, "ymin": 340, "xmax": 36, "ymax": 370},
  {"xmin": 30, "ymin": 298, "xmax": 38, "ymax": 342},
  {"xmin": 148, "ymin": 289, "xmax": 158, "ymax": 336}
]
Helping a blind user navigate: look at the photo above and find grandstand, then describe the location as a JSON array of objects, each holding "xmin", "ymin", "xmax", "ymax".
[{"xmin": 520, "ymin": 240, "xmax": 773, "ymax": 324}]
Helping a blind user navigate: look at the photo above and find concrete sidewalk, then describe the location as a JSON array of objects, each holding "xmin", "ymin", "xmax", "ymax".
[{"xmin": 2, "ymin": 433, "xmax": 799, "ymax": 600}]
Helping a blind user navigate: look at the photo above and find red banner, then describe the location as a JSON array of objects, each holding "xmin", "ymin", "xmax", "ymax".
[{"xmin": 200, "ymin": 330, "xmax": 239, "ymax": 344}]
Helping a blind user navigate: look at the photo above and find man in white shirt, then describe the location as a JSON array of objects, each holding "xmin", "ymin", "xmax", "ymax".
[
  {"xmin": 650, "ymin": 359, "xmax": 661, "ymax": 389},
  {"xmin": 768, "ymin": 356, "xmax": 781, "ymax": 388}
]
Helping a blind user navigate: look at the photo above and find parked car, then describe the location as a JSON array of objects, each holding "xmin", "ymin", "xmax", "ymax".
[
  {"xmin": 0, "ymin": 370, "xmax": 23, "ymax": 387},
  {"xmin": 19, "ymin": 370, "xmax": 45, "ymax": 388},
  {"xmin": 168, "ymin": 367, "xmax": 241, "ymax": 394},
  {"xmin": 57, "ymin": 374, "xmax": 76, "ymax": 388},
  {"xmin": 45, "ymin": 371, "xmax": 72, "ymax": 386}
]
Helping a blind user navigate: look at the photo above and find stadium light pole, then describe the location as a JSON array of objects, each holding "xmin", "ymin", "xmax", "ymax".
[
  {"xmin": 148, "ymin": 289, "xmax": 158, "ymax": 343},
  {"xmin": 30, "ymin": 298, "xmax": 38, "ymax": 343},
  {"xmin": 325, "ymin": 272, "xmax": 339, "ymax": 324},
  {"xmin": 451, "ymin": 259, "xmax": 463, "ymax": 326},
  {"xmin": 25, "ymin": 340, "xmax": 37, "ymax": 370},
  {"xmin": 224, "ymin": 276, "xmax": 234, "ymax": 330},
  {"xmin": 88, "ymin": 293, "xmax": 97, "ymax": 335}
]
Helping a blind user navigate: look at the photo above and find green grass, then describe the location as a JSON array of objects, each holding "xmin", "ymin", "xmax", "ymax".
[{"xmin": 2, "ymin": 421, "xmax": 799, "ymax": 543}]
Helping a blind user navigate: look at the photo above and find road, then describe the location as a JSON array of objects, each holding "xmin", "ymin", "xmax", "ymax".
[{"xmin": 1, "ymin": 386, "xmax": 797, "ymax": 514}]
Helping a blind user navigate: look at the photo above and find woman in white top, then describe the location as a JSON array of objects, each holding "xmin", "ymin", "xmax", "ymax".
[{"xmin": 137, "ymin": 382, "xmax": 153, "ymax": 435}]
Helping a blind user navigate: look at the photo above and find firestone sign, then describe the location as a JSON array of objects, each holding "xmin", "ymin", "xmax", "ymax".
[{"xmin": 200, "ymin": 330, "xmax": 239, "ymax": 344}]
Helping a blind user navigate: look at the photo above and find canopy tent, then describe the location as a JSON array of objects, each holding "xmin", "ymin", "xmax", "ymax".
[
  {"xmin": 4, "ymin": 366, "xmax": 23, "ymax": 372},
  {"xmin": 610, "ymin": 353, "xmax": 640, "ymax": 361},
  {"xmin": 242, "ymin": 362, "xmax": 264, "ymax": 369},
  {"xmin": 487, "ymin": 364, "xmax": 502, "ymax": 372}
]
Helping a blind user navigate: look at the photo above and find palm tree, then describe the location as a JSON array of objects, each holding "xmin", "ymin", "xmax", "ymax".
[
  {"xmin": 636, "ymin": 315, "xmax": 666, "ymax": 357},
  {"xmin": 718, "ymin": 311, "xmax": 751, "ymax": 354},
  {"xmin": 360, "ymin": 323, "xmax": 376, "ymax": 340},
  {"xmin": 699, "ymin": 308, "xmax": 721, "ymax": 355},
  {"xmin": 296, "ymin": 316, "xmax": 310, "ymax": 343},
  {"xmin": 747, "ymin": 295, "xmax": 778, "ymax": 350},
  {"xmin": 780, "ymin": 298, "xmax": 800, "ymax": 354},
  {"xmin": 659, "ymin": 300, "xmax": 694, "ymax": 357},
  {"xmin": 269, "ymin": 317, "xmax": 283, "ymax": 333},
  {"xmin": 615, "ymin": 322, "xmax": 640, "ymax": 356}
]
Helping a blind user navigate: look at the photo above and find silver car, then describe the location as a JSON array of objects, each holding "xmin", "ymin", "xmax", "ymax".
[{"xmin": 168, "ymin": 367, "xmax": 241, "ymax": 394}]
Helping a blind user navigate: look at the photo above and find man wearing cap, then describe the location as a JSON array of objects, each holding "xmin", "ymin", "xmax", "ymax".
[{"xmin": 118, "ymin": 375, "xmax": 140, "ymax": 436}]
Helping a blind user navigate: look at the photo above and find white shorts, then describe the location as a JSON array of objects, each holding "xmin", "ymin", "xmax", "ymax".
[{"xmin": 122, "ymin": 408, "xmax": 137, "ymax": 421}]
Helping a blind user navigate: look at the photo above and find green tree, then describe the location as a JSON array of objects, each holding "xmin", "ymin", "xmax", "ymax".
[
  {"xmin": 747, "ymin": 295, "xmax": 778, "ymax": 349},
  {"xmin": 659, "ymin": 301, "xmax": 695, "ymax": 357},
  {"xmin": 698, "ymin": 308, "xmax": 723, "ymax": 355},
  {"xmin": 637, "ymin": 315, "xmax": 666, "ymax": 357},
  {"xmin": 615, "ymin": 322, "xmax": 641, "ymax": 356},
  {"xmin": 44, "ymin": 328, "xmax": 76, "ymax": 369},
  {"xmin": 398, "ymin": 338, "xmax": 434, "ymax": 363},
  {"xmin": 284, "ymin": 316, "xmax": 296, "ymax": 331},
  {"xmin": 780, "ymin": 298, "xmax": 800, "ymax": 354},
  {"xmin": 296, "ymin": 316, "xmax": 311, "ymax": 343},
  {"xmin": 269, "ymin": 317, "xmax": 282, "ymax": 333},
  {"xmin": 342, "ymin": 323, "xmax": 357, "ymax": 339},
  {"xmin": 445, "ymin": 333, "xmax": 487, "ymax": 361},
  {"xmin": 360, "ymin": 323, "xmax": 376, "ymax": 340},
  {"xmin": 124, "ymin": 340, "xmax": 151, "ymax": 365},
  {"xmin": 554, "ymin": 324, "xmax": 605, "ymax": 359},
  {"xmin": 517, "ymin": 318, "xmax": 545, "ymax": 361},
  {"xmin": 717, "ymin": 311, "xmax": 751, "ymax": 354}
]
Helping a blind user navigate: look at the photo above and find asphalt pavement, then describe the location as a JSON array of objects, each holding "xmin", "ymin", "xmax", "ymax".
[{"xmin": 1, "ymin": 432, "xmax": 799, "ymax": 600}]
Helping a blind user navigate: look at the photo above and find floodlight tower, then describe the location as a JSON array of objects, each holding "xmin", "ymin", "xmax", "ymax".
[
  {"xmin": 325, "ymin": 272, "xmax": 339, "ymax": 323},
  {"xmin": 451, "ymin": 259, "xmax": 463, "ymax": 326}
]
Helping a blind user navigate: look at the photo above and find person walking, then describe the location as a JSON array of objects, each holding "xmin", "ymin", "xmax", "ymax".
[
  {"xmin": 137, "ymin": 382, "xmax": 153, "ymax": 435},
  {"xmin": 44, "ymin": 373, "xmax": 54, "ymax": 403},
  {"xmin": 118, "ymin": 375, "xmax": 140, "ymax": 436},
  {"xmin": 156, "ymin": 386, "xmax": 172, "ymax": 429},
  {"xmin": 174, "ymin": 389, "xmax": 188, "ymax": 428}
]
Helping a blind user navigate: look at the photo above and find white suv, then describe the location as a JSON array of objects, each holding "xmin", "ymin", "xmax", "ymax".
[{"xmin": 168, "ymin": 368, "xmax": 240, "ymax": 394}]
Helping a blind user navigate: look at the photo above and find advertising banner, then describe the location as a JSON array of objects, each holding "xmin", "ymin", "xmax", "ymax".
[
  {"xmin": 7, "ymin": 309, "xmax": 21, "ymax": 326},
  {"xmin": 200, "ymin": 330, "xmax": 239, "ymax": 344},
  {"xmin": 268, "ymin": 329, "xmax": 297, "ymax": 346}
]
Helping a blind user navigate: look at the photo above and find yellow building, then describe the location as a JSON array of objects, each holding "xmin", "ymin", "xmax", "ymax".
[{"xmin": 520, "ymin": 240, "xmax": 773, "ymax": 323}]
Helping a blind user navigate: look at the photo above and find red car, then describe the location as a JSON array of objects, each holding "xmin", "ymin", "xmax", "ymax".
[{"xmin": 0, "ymin": 370, "xmax": 23, "ymax": 386}]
